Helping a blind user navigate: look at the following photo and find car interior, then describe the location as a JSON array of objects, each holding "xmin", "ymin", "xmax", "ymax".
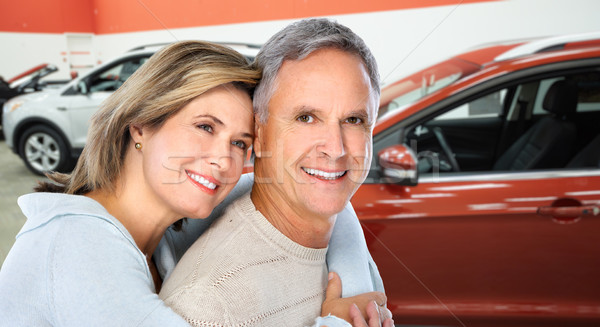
[
  {"xmin": 492, "ymin": 79, "xmax": 578, "ymax": 171},
  {"xmin": 88, "ymin": 56, "xmax": 149, "ymax": 93}
]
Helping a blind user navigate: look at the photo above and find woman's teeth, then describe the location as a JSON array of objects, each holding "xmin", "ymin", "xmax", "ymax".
[{"xmin": 187, "ymin": 172, "xmax": 217, "ymax": 190}]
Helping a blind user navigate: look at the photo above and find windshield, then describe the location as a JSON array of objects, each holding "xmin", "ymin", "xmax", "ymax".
[
  {"xmin": 378, "ymin": 58, "xmax": 480, "ymax": 118},
  {"xmin": 9, "ymin": 65, "xmax": 58, "ymax": 88}
]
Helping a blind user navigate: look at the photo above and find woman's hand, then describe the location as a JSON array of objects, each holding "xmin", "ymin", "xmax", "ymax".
[{"xmin": 321, "ymin": 272, "xmax": 394, "ymax": 326}]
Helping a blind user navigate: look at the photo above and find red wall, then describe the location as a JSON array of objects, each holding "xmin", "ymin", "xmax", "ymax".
[
  {"xmin": 0, "ymin": 0, "xmax": 94, "ymax": 33},
  {"xmin": 0, "ymin": 0, "xmax": 498, "ymax": 35}
]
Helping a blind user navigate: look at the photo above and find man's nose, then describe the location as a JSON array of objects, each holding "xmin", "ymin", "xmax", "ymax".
[{"xmin": 318, "ymin": 124, "xmax": 346, "ymax": 159}]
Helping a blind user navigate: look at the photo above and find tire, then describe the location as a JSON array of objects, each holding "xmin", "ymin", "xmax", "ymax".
[{"xmin": 18, "ymin": 125, "xmax": 72, "ymax": 175}]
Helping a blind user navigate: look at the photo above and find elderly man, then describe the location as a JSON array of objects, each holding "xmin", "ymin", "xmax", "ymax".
[{"xmin": 159, "ymin": 18, "xmax": 390, "ymax": 327}]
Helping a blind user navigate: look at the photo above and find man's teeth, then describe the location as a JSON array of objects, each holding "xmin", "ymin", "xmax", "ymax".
[
  {"xmin": 187, "ymin": 172, "xmax": 217, "ymax": 190},
  {"xmin": 302, "ymin": 168, "xmax": 345, "ymax": 180}
]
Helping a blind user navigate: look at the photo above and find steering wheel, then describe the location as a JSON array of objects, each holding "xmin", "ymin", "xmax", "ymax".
[{"xmin": 432, "ymin": 127, "xmax": 460, "ymax": 172}]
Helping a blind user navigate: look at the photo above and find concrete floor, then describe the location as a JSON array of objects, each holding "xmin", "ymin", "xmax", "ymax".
[{"xmin": 0, "ymin": 131, "xmax": 49, "ymax": 267}]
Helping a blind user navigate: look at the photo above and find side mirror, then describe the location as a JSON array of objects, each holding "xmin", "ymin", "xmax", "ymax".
[
  {"xmin": 378, "ymin": 144, "xmax": 418, "ymax": 186},
  {"xmin": 77, "ymin": 80, "xmax": 88, "ymax": 95}
]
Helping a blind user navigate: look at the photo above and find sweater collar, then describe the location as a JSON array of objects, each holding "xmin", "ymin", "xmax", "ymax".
[{"xmin": 235, "ymin": 192, "xmax": 328, "ymax": 262}]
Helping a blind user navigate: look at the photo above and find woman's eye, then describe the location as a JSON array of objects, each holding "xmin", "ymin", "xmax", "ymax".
[
  {"xmin": 297, "ymin": 115, "xmax": 314, "ymax": 123},
  {"xmin": 346, "ymin": 117, "xmax": 363, "ymax": 124},
  {"xmin": 232, "ymin": 140, "xmax": 247, "ymax": 150},
  {"xmin": 198, "ymin": 124, "xmax": 213, "ymax": 133}
]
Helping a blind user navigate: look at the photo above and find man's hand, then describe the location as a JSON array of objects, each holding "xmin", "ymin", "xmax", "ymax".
[{"xmin": 321, "ymin": 272, "xmax": 394, "ymax": 326}]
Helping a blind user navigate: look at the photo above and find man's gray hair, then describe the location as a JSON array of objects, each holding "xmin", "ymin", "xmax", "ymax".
[{"xmin": 253, "ymin": 18, "xmax": 380, "ymax": 123}]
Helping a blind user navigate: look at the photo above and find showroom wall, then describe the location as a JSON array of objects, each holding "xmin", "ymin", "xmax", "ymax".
[{"xmin": 1, "ymin": 0, "xmax": 600, "ymax": 85}]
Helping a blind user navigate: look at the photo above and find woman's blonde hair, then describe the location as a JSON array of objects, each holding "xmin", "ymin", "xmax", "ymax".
[{"xmin": 39, "ymin": 41, "xmax": 260, "ymax": 195}]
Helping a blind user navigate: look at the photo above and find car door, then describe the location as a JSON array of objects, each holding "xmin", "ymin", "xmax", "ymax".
[
  {"xmin": 353, "ymin": 68, "xmax": 600, "ymax": 326},
  {"xmin": 65, "ymin": 55, "xmax": 149, "ymax": 149}
]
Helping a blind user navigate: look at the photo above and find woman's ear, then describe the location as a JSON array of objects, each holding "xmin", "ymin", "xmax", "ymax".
[
  {"xmin": 129, "ymin": 124, "xmax": 144, "ymax": 144},
  {"xmin": 253, "ymin": 115, "xmax": 263, "ymax": 158}
]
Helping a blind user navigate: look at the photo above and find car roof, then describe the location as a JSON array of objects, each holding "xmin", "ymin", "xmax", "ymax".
[
  {"xmin": 127, "ymin": 41, "xmax": 261, "ymax": 58},
  {"xmin": 376, "ymin": 33, "xmax": 600, "ymax": 132},
  {"xmin": 381, "ymin": 32, "xmax": 600, "ymax": 100},
  {"xmin": 494, "ymin": 31, "xmax": 600, "ymax": 62}
]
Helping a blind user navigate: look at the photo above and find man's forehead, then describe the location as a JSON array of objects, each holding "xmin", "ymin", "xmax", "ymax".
[{"xmin": 268, "ymin": 48, "xmax": 377, "ymax": 119}]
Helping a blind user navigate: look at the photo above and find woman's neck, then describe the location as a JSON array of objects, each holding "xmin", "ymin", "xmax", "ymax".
[{"xmin": 85, "ymin": 182, "xmax": 179, "ymax": 259}]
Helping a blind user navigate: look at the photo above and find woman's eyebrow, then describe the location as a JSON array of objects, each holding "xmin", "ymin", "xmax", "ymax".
[
  {"xmin": 194, "ymin": 114, "xmax": 224, "ymax": 126},
  {"xmin": 196, "ymin": 114, "xmax": 253, "ymax": 139},
  {"xmin": 240, "ymin": 132, "xmax": 253, "ymax": 139}
]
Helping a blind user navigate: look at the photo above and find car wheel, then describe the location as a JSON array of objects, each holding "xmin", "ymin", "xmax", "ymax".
[{"xmin": 18, "ymin": 125, "xmax": 72, "ymax": 175}]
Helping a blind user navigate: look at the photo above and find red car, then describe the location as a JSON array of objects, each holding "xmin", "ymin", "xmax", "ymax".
[{"xmin": 354, "ymin": 32, "xmax": 600, "ymax": 326}]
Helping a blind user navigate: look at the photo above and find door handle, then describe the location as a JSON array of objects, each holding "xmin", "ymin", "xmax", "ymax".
[
  {"xmin": 537, "ymin": 205, "xmax": 599, "ymax": 217},
  {"xmin": 57, "ymin": 106, "xmax": 67, "ymax": 111}
]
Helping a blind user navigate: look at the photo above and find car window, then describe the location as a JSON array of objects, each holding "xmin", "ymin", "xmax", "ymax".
[
  {"xmin": 435, "ymin": 89, "xmax": 507, "ymax": 121},
  {"xmin": 533, "ymin": 76, "xmax": 600, "ymax": 115},
  {"xmin": 89, "ymin": 56, "xmax": 149, "ymax": 93},
  {"xmin": 385, "ymin": 73, "xmax": 462, "ymax": 114},
  {"xmin": 387, "ymin": 69, "xmax": 600, "ymax": 180},
  {"xmin": 378, "ymin": 58, "xmax": 480, "ymax": 119}
]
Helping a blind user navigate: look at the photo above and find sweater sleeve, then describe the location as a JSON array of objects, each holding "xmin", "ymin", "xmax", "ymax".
[
  {"xmin": 327, "ymin": 202, "xmax": 385, "ymax": 297},
  {"xmin": 313, "ymin": 315, "xmax": 352, "ymax": 327},
  {"xmin": 49, "ymin": 216, "xmax": 190, "ymax": 327}
]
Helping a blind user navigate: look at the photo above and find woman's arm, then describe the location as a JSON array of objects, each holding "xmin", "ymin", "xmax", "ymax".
[
  {"xmin": 52, "ymin": 217, "xmax": 191, "ymax": 326},
  {"xmin": 327, "ymin": 201, "xmax": 385, "ymax": 297},
  {"xmin": 156, "ymin": 173, "xmax": 385, "ymax": 294},
  {"xmin": 155, "ymin": 172, "xmax": 387, "ymax": 326}
]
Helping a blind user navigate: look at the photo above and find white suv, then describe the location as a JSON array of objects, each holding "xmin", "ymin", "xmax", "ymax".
[{"xmin": 2, "ymin": 42, "xmax": 259, "ymax": 175}]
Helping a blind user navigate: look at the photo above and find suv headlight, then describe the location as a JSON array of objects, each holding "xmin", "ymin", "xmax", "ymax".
[{"xmin": 3, "ymin": 98, "xmax": 25, "ymax": 114}]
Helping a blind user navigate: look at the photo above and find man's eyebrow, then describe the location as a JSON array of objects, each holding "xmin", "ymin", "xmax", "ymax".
[
  {"xmin": 194, "ymin": 114, "xmax": 224, "ymax": 125},
  {"xmin": 347, "ymin": 109, "xmax": 369, "ymax": 119},
  {"xmin": 293, "ymin": 105, "xmax": 321, "ymax": 114}
]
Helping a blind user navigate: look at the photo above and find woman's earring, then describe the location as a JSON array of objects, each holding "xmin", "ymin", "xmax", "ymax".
[{"xmin": 135, "ymin": 143, "xmax": 142, "ymax": 150}]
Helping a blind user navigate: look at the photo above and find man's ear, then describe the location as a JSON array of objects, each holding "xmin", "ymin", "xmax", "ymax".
[{"xmin": 253, "ymin": 115, "xmax": 264, "ymax": 158}]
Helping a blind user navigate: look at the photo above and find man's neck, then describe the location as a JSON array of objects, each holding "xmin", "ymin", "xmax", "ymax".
[{"xmin": 250, "ymin": 183, "xmax": 336, "ymax": 249}]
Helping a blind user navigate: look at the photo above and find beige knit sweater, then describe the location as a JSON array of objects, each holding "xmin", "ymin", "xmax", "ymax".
[{"xmin": 159, "ymin": 191, "xmax": 329, "ymax": 327}]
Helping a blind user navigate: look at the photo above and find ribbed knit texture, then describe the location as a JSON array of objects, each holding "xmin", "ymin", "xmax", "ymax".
[{"xmin": 160, "ymin": 191, "xmax": 329, "ymax": 327}]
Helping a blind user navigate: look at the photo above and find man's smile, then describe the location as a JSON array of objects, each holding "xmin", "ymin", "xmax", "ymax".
[{"xmin": 301, "ymin": 167, "xmax": 347, "ymax": 181}]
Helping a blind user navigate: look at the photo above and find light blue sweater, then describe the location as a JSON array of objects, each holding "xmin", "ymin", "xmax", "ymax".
[{"xmin": 0, "ymin": 174, "xmax": 383, "ymax": 326}]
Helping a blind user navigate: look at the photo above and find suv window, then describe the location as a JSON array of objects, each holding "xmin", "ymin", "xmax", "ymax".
[
  {"xmin": 533, "ymin": 76, "xmax": 600, "ymax": 115},
  {"xmin": 383, "ymin": 69, "xmax": 600, "ymax": 180},
  {"xmin": 435, "ymin": 89, "xmax": 507, "ymax": 121},
  {"xmin": 378, "ymin": 58, "xmax": 480, "ymax": 118},
  {"xmin": 89, "ymin": 56, "xmax": 149, "ymax": 93}
]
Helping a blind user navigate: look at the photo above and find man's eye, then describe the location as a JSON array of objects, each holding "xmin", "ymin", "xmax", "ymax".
[
  {"xmin": 232, "ymin": 140, "xmax": 247, "ymax": 150},
  {"xmin": 346, "ymin": 117, "xmax": 363, "ymax": 124},
  {"xmin": 198, "ymin": 124, "xmax": 213, "ymax": 133},
  {"xmin": 297, "ymin": 115, "xmax": 314, "ymax": 123}
]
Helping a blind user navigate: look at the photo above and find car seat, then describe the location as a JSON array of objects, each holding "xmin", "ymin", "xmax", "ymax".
[
  {"xmin": 493, "ymin": 80, "xmax": 578, "ymax": 170},
  {"xmin": 566, "ymin": 133, "xmax": 600, "ymax": 168}
]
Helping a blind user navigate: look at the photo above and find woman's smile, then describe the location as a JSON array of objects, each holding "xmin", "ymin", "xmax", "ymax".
[{"xmin": 186, "ymin": 169, "xmax": 220, "ymax": 194}]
